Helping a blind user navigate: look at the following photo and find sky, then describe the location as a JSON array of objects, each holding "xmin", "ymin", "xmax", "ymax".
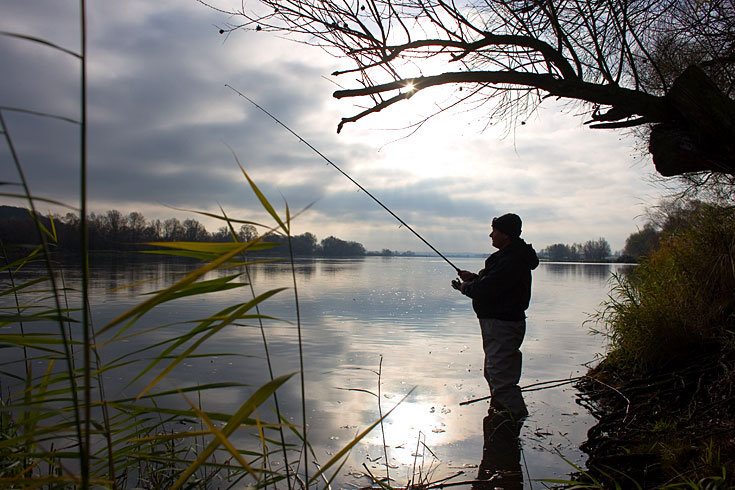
[{"xmin": 0, "ymin": 0, "xmax": 666, "ymax": 254}]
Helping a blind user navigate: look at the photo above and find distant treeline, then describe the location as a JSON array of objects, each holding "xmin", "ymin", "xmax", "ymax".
[
  {"xmin": 538, "ymin": 237, "xmax": 614, "ymax": 262},
  {"xmin": 366, "ymin": 249, "xmax": 422, "ymax": 257},
  {"xmin": 538, "ymin": 201, "xmax": 715, "ymax": 264},
  {"xmin": 0, "ymin": 206, "xmax": 367, "ymax": 257}
]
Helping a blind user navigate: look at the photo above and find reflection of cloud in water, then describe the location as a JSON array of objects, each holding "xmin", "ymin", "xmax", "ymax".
[{"xmin": 24, "ymin": 255, "xmax": 627, "ymax": 486}]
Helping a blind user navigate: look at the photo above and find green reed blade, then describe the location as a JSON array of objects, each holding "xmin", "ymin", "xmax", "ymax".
[
  {"xmin": 0, "ymin": 246, "xmax": 41, "ymax": 273},
  {"xmin": 0, "ymin": 313, "xmax": 77, "ymax": 324},
  {"xmin": 145, "ymin": 241, "xmax": 256, "ymax": 254},
  {"xmin": 113, "ymin": 382, "xmax": 252, "ymax": 403},
  {"xmin": 25, "ymin": 210, "xmax": 57, "ymax": 243},
  {"xmin": 164, "ymin": 205, "xmax": 268, "ymax": 229},
  {"xmin": 140, "ymin": 250, "xmax": 234, "ymax": 261},
  {"xmin": 0, "ymin": 277, "xmax": 49, "ymax": 297},
  {"xmin": 139, "ymin": 273, "xmax": 246, "ymax": 298},
  {"xmin": 98, "ymin": 239, "xmax": 253, "ymax": 336},
  {"xmin": 20, "ymin": 359, "xmax": 54, "ymax": 449},
  {"xmin": 185, "ymin": 395, "xmax": 259, "ymax": 478},
  {"xmin": 171, "ymin": 372, "xmax": 295, "ymax": 489},
  {"xmin": 131, "ymin": 429, "xmax": 211, "ymax": 443},
  {"xmin": 0, "ymin": 192, "xmax": 76, "ymax": 209},
  {"xmin": 141, "ymin": 243, "xmax": 278, "ymax": 260},
  {"xmin": 0, "ymin": 334, "xmax": 71, "ymax": 354},
  {"xmin": 128, "ymin": 296, "xmax": 278, "ymax": 386},
  {"xmin": 124, "ymin": 452, "xmax": 271, "ymax": 472},
  {"xmin": 321, "ymin": 450, "xmax": 350, "ymax": 489},
  {"xmin": 133, "ymin": 290, "xmax": 286, "ymax": 400},
  {"xmin": 237, "ymin": 164, "xmax": 287, "ymax": 234}
]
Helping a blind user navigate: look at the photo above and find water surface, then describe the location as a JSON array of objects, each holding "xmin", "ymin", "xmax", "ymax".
[{"xmin": 9, "ymin": 255, "xmax": 628, "ymax": 487}]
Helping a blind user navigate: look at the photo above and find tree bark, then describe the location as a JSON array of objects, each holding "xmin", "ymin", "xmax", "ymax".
[{"xmin": 650, "ymin": 66, "xmax": 735, "ymax": 176}]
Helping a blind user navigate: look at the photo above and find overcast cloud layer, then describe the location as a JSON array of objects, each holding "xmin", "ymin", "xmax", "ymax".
[{"xmin": 1, "ymin": 0, "xmax": 662, "ymax": 254}]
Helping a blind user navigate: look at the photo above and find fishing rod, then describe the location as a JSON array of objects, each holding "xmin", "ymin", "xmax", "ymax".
[{"xmin": 227, "ymin": 85, "xmax": 461, "ymax": 274}]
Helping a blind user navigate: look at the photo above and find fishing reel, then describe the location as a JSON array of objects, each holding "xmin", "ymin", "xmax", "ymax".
[{"xmin": 451, "ymin": 278, "xmax": 462, "ymax": 291}]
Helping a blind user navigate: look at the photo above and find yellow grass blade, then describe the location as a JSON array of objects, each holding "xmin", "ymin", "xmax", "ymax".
[
  {"xmin": 164, "ymin": 204, "xmax": 268, "ymax": 228},
  {"xmin": 171, "ymin": 373, "xmax": 295, "ymax": 489},
  {"xmin": 144, "ymin": 241, "xmax": 249, "ymax": 254},
  {"xmin": 237, "ymin": 163, "xmax": 287, "ymax": 234},
  {"xmin": 97, "ymin": 240, "xmax": 252, "ymax": 336},
  {"xmin": 185, "ymin": 395, "xmax": 259, "ymax": 478},
  {"xmin": 308, "ymin": 388, "xmax": 414, "ymax": 485},
  {"xmin": 133, "ymin": 288, "xmax": 287, "ymax": 399}
]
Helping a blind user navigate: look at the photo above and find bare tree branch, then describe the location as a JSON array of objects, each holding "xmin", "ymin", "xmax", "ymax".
[{"xmin": 207, "ymin": 0, "xmax": 735, "ymax": 176}]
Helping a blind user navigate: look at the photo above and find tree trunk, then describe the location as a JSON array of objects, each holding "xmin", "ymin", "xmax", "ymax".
[{"xmin": 650, "ymin": 66, "xmax": 735, "ymax": 176}]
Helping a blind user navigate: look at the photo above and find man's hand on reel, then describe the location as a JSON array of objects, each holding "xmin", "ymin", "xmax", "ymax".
[{"xmin": 458, "ymin": 270, "xmax": 477, "ymax": 281}]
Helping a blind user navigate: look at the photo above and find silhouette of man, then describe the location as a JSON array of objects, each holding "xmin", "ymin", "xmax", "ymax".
[{"xmin": 454, "ymin": 213, "xmax": 538, "ymax": 420}]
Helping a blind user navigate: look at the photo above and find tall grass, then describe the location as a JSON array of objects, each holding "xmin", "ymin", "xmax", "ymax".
[
  {"xmin": 0, "ymin": 169, "xmax": 399, "ymax": 488},
  {"xmin": 0, "ymin": 4, "xmax": 394, "ymax": 487},
  {"xmin": 592, "ymin": 204, "xmax": 735, "ymax": 371}
]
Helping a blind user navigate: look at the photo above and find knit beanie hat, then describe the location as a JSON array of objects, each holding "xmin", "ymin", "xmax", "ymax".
[{"xmin": 492, "ymin": 213, "xmax": 522, "ymax": 238}]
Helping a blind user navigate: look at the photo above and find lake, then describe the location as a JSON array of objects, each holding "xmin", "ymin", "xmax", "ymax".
[{"xmin": 6, "ymin": 254, "xmax": 630, "ymax": 488}]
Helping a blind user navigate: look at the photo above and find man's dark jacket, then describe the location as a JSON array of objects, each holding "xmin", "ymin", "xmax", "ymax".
[{"xmin": 461, "ymin": 239, "xmax": 539, "ymax": 320}]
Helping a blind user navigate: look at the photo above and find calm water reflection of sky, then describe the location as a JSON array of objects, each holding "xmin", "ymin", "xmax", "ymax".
[{"xmin": 7, "ymin": 255, "xmax": 631, "ymax": 488}]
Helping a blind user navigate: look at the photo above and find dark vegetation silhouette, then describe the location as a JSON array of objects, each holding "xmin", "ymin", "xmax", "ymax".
[
  {"xmin": 618, "ymin": 199, "xmax": 709, "ymax": 262},
  {"xmin": 0, "ymin": 205, "xmax": 366, "ymax": 257},
  {"xmin": 576, "ymin": 201, "xmax": 735, "ymax": 487}
]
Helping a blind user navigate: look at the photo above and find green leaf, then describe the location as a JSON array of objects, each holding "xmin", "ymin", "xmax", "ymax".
[
  {"xmin": 98, "ymin": 240, "xmax": 255, "ymax": 336},
  {"xmin": 144, "ymin": 241, "xmax": 250, "ymax": 254},
  {"xmin": 134, "ymin": 287, "xmax": 287, "ymax": 399},
  {"xmin": 171, "ymin": 373, "xmax": 295, "ymax": 489},
  {"xmin": 0, "ymin": 277, "xmax": 48, "ymax": 297},
  {"xmin": 164, "ymin": 205, "xmax": 268, "ymax": 229},
  {"xmin": 238, "ymin": 164, "xmax": 287, "ymax": 234},
  {"xmin": 140, "ymin": 274, "xmax": 246, "ymax": 298}
]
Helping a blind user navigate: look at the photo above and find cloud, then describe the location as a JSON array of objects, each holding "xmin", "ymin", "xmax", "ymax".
[{"xmin": 1, "ymin": 0, "xmax": 663, "ymax": 254}]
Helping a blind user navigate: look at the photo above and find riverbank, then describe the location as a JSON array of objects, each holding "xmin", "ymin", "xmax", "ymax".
[
  {"xmin": 572, "ymin": 204, "xmax": 735, "ymax": 488},
  {"xmin": 577, "ymin": 336, "xmax": 734, "ymax": 487}
]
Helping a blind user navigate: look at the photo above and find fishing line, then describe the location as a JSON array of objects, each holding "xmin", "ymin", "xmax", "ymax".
[{"xmin": 227, "ymin": 85, "xmax": 461, "ymax": 273}]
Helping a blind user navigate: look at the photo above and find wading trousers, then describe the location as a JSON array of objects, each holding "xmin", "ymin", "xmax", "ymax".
[{"xmin": 479, "ymin": 318, "xmax": 527, "ymax": 419}]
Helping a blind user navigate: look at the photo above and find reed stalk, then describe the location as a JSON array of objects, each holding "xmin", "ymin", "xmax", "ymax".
[
  {"xmin": 0, "ymin": 109, "xmax": 87, "ymax": 485},
  {"xmin": 78, "ymin": 1, "xmax": 93, "ymax": 486},
  {"xmin": 1, "ymin": 4, "xmax": 405, "ymax": 487}
]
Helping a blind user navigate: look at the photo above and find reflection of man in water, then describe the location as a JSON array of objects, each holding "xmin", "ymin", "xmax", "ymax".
[
  {"xmin": 454, "ymin": 213, "xmax": 539, "ymax": 420},
  {"xmin": 472, "ymin": 413, "xmax": 524, "ymax": 489}
]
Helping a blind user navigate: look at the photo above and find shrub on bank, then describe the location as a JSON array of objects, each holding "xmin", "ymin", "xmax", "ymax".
[{"xmin": 594, "ymin": 204, "xmax": 735, "ymax": 372}]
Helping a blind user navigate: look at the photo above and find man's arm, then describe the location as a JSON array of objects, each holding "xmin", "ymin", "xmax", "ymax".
[{"xmin": 460, "ymin": 260, "xmax": 518, "ymax": 299}]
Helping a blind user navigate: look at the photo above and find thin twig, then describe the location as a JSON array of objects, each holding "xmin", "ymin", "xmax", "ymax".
[
  {"xmin": 0, "ymin": 106, "xmax": 80, "ymax": 125},
  {"xmin": 421, "ymin": 470, "xmax": 464, "ymax": 488},
  {"xmin": 377, "ymin": 355, "xmax": 390, "ymax": 484},
  {"xmin": 459, "ymin": 376, "xmax": 583, "ymax": 405},
  {"xmin": 286, "ymin": 230, "xmax": 308, "ymax": 485},
  {"xmin": 584, "ymin": 376, "xmax": 631, "ymax": 423}
]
